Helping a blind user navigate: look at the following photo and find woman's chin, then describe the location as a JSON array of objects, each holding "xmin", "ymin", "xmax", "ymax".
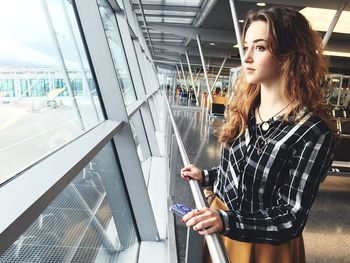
[{"xmin": 245, "ymin": 78, "xmax": 258, "ymax": 84}]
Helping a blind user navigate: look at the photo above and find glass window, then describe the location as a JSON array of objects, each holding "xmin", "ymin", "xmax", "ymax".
[
  {"xmin": 129, "ymin": 111, "xmax": 151, "ymax": 163},
  {"xmin": 136, "ymin": 10, "xmax": 197, "ymax": 16},
  {"xmin": 164, "ymin": 17, "xmax": 194, "ymax": 23},
  {"xmin": 0, "ymin": 142, "xmax": 139, "ymax": 262},
  {"xmin": 97, "ymin": 0, "xmax": 137, "ymax": 106},
  {"xmin": 132, "ymin": 0, "xmax": 203, "ymax": 6},
  {"xmin": 0, "ymin": 0, "xmax": 104, "ymax": 184},
  {"xmin": 0, "ymin": 79, "xmax": 15, "ymax": 97}
]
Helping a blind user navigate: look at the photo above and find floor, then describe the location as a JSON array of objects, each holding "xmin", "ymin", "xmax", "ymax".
[{"xmin": 173, "ymin": 105, "xmax": 350, "ymax": 263}]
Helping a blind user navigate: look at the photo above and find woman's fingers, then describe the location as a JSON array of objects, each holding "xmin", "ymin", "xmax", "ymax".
[
  {"xmin": 181, "ymin": 164, "xmax": 203, "ymax": 182},
  {"xmin": 181, "ymin": 165, "xmax": 195, "ymax": 180},
  {"xmin": 183, "ymin": 208, "xmax": 222, "ymax": 235},
  {"xmin": 196, "ymin": 225, "xmax": 218, "ymax": 235},
  {"xmin": 182, "ymin": 208, "xmax": 200, "ymax": 222}
]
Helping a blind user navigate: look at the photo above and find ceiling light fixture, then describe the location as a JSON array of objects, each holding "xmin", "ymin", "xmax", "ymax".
[
  {"xmin": 238, "ymin": 19, "xmax": 244, "ymax": 23},
  {"xmin": 323, "ymin": 50, "xmax": 350, "ymax": 58},
  {"xmin": 209, "ymin": 42, "xmax": 215, "ymax": 46},
  {"xmin": 257, "ymin": 3, "xmax": 266, "ymax": 7},
  {"xmin": 300, "ymin": 7, "xmax": 350, "ymax": 34}
]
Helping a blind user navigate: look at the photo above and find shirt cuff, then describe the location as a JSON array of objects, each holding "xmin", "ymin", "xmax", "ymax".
[
  {"xmin": 202, "ymin": 169, "xmax": 210, "ymax": 185},
  {"xmin": 217, "ymin": 210, "xmax": 230, "ymax": 234}
]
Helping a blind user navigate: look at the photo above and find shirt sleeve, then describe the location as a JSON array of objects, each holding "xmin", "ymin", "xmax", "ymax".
[
  {"xmin": 202, "ymin": 167, "xmax": 219, "ymax": 186},
  {"xmin": 202, "ymin": 145, "xmax": 226, "ymax": 186},
  {"xmin": 222, "ymin": 130, "xmax": 335, "ymax": 245}
]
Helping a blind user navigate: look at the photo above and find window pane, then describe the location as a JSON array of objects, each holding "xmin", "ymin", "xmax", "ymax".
[
  {"xmin": 131, "ymin": 0, "xmax": 203, "ymax": 6},
  {"xmin": 97, "ymin": 0, "xmax": 137, "ymax": 106},
  {"xmin": 0, "ymin": 142, "xmax": 139, "ymax": 262},
  {"xmin": 129, "ymin": 111, "xmax": 151, "ymax": 162},
  {"xmin": 0, "ymin": 0, "xmax": 104, "ymax": 184}
]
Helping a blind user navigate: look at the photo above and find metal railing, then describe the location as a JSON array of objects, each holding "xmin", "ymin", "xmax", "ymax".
[{"xmin": 164, "ymin": 94, "xmax": 230, "ymax": 263}]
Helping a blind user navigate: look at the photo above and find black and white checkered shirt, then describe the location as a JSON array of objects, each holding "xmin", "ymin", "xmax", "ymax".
[{"xmin": 204, "ymin": 112, "xmax": 335, "ymax": 245}]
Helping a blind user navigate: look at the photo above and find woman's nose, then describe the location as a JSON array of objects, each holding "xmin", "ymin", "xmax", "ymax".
[{"xmin": 243, "ymin": 49, "xmax": 253, "ymax": 63}]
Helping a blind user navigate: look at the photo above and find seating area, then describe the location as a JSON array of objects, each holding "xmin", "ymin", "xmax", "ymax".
[
  {"xmin": 332, "ymin": 106, "xmax": 350, "ymax": 119},
  {"xmin": 330, "ymin": 106, "xmax": 350, "ymax": 136},
  {"xmin": 206, "ymin": 95, "xmax": 229, "ymax": 124}
]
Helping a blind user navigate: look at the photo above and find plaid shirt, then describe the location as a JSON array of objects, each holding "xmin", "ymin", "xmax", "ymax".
[{"xmin": 204, "ymin": 112, "xmax": 335, "ymax": 245}]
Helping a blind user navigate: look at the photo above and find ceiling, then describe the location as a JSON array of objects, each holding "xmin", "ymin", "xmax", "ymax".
[{"xmin": 131, "ymin": 0, "xmax": 350, "ymax": 76}]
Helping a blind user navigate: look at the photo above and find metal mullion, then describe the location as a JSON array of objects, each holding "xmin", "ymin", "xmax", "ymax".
[
  {"xmin": 127, "ymin": 99, "xmax": 146, "ymax": 117},
  {"xmin": 75, "ymin": 0, "xmax": 159, "ymax": 241},
  {"xmin": 41, "ymin": 0, "xmax": 85, "ymax": 130}
]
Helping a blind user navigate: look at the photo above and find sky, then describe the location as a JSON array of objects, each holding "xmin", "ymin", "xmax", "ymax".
[{"xmin": 0, "ymin": 0, "xmax": 87, "ymax": 69}]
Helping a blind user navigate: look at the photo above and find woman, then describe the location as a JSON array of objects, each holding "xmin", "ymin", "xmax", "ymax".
[{"xmin": 181, "ymin": 6, "xmax": 334, "ymax": 263}]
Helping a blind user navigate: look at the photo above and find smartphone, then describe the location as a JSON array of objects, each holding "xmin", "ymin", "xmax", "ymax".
[{"xmin": 170, "ymin": 203, "xmax": 192, "ymax": 217}]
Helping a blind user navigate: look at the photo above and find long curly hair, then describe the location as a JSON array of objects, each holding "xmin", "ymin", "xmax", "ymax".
[{"xmin": 219, "ymin": 6, "xmax": 330, "ymax": 144}]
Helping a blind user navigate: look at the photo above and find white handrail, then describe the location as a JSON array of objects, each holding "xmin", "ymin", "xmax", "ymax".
[{"xmin": 165, "ymin": 96, "xmax": 231, "ymax": 263}]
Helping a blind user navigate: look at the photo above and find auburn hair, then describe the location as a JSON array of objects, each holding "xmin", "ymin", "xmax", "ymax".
[{"xmin": 219, "ymin": 6, "xmax": 330, "ymax": 144}]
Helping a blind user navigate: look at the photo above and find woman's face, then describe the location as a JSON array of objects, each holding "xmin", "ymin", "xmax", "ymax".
[{"xmin": 243, "ymin": 20, "xmax": 280, "ymax": 86}]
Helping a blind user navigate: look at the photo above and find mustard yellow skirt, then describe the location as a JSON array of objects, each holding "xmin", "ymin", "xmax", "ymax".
[{"xmin": 204, "ymin": 195, "xmax": 305, "ymax": 263}]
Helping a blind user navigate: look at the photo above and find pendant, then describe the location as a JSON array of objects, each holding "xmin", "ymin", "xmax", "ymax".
[{"xmin": 261, "ymin": 122, "xmax": 270, "ymax": 131}]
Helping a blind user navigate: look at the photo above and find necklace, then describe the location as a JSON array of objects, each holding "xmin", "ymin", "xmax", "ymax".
[
  {"xmin": 254, "ymin": 119, "xmax": 284, "ymax": 155},
  {"xmin": 257, "ymin": 104, "xmax": 289, "ymax": 131}
]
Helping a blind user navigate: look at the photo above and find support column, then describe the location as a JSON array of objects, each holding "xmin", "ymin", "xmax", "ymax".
[
  {"xmin": 211, "ymin": 56, "xmax": 227, "ymax": 92},
  {"xmin": 229, "ymin": 0, "xmax": 244, "ymax": 65},
  {"xmin": 196, "ymin": 34, "xmax": 213, "ymax": 104},
  {"xmin": 193, "ymin": 68, "xmax": 202, "ymax": 100},
  {"xmin": 179, "ymin": 58, "xmax": 189, "ymax": 92},
  {"xmin": 176, "ymin": 65, "xmax": 183, "ymax": 89},
  {"xmin": 185, "ymin": 51, "xmax": 199, "ymax": 105},
  {"xmin": 322, "ymin": 0, "xmax": 347, "ymax": 48}
]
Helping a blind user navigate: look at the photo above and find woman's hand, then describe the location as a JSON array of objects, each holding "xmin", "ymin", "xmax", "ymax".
[
  {"xmin": 181, "ymin": 164, "xmax": 203, "ymax": 182},
  {"xmin": 182, "ymin": 207, "xmax": 223, "ymax": 235}
]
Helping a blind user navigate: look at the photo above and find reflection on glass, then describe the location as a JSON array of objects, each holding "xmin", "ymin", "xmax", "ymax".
[
  {"xmin": 328, "ymin": 76, "xmax": 341, "ymax": 105},
  {"xmin": 0, "ymin": 143, "xmax": 139, "ymax": 262},
  {"xmin": 0, "ymin": 0, "xmax": 104, "ymax": 184},
  {"xmin": 97, "ymin": 0, "xmax": 137, "ymax": 106},
  {"xmin": 129, "ymin": 111, "xmax": 151, "ymax": 162}
]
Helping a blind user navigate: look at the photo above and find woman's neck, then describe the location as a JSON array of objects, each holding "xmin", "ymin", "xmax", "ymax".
[{"xmin": 258, "ymin": 83, "xmax": 289, "ymax": 120}]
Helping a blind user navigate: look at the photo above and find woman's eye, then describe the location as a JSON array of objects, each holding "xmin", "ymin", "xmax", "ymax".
[
  {"xmin": 243, "ymin": 46, "xmax": 248, "ymax": 52},
  {"xmin": 256, "ymin": 45, "xmax": 266, "ymax": 51}
]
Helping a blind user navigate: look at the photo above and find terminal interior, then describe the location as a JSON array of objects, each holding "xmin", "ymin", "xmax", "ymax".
[{"xmin": 0, "ymin": 0, "xmax": 349, "ymax": 262}]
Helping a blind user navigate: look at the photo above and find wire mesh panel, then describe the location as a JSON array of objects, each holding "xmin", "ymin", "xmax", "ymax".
[{"xmin": 0, "ymin": 143, "xmax": 139, "ymax": 263}]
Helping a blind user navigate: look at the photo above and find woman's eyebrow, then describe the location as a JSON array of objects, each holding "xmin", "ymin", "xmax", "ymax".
[{"xmin": 244, "ymin": 39, "xmax": 267, "ymax": 44}]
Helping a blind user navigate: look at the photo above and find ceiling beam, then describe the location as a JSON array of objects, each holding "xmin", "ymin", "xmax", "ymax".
[
  {"xmin": 152, "ymin": 43, "xmax": 235, "ymax": 58},
  {"xmin": 132, "ymin": 4, "xmax": 201, "ymax": 12},
  {"xmin": 241, "ymin": 0, "xmax": 350, "ymax": 11},
  {"xmin": 154, "ymin": 54, "xmax": 180, "ymax": 62},
  {"xmin": 135, "ymin": 13, "xmax": 197, "ymax": 19},
  {"xmin": 107, "ymin": 0, "xmax": 122, "ymax": 12},
  {"xmin": 148, "ymin": 23, "xmax": 236, "ymax": 43},
  {"xmin": 183, "ymin": 0, "xmax": 219, "ymax": 46},
  {"xmin": 327, "ymin": 38, "xmax": 350, "ymax": 53},
  {"xmin": 192, "ymin": 0, "xmax": 219, "ymax": 27}
]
